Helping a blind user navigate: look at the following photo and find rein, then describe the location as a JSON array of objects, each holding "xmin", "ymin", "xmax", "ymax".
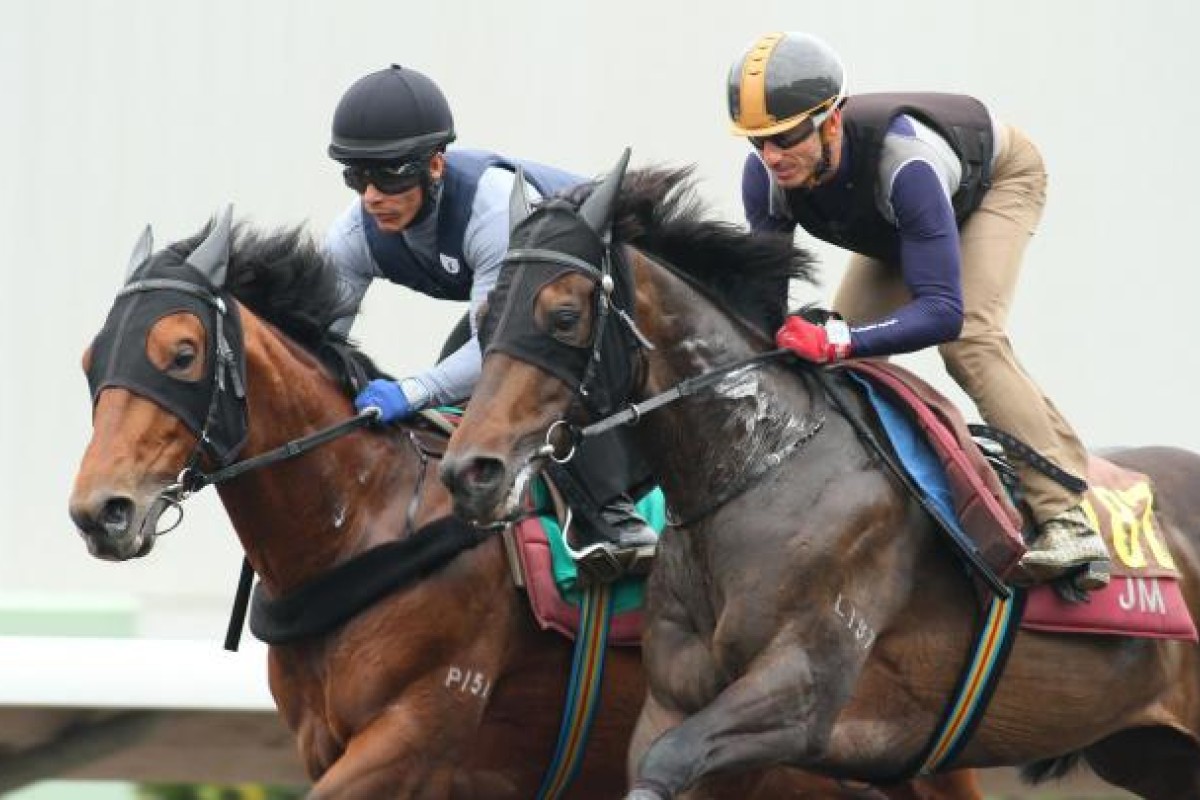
[
  {"xmin": 187, "ymin": 409, "xmax": 464, "ymax": 652},
  {"xmin": 577, "ymin": 348, "xmax": 794, "ymax": 440},
  {"xmin": 149, "ymin": 409, "xmax": 384, "ymax": 556},
  {"xmin": 169, "ymin": 408, "xmax": 381, "ymax": 498},
  {"xmin": 532, "ymin": 347, "xmax": 817, "ymax": 529}
]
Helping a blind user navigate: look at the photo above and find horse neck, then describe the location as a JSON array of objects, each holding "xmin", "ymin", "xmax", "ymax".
[
  {"xmin": 631, "ymin": 254, "xmax": 822, "ymax": 504},
  {"xmin": 216, "ymin": 311, "xmax": 446, "ymax": 595}
]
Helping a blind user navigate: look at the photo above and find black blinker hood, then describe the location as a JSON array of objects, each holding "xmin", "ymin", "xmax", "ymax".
[
  {"xmin": 480, "ymin": 200, "xmax": 639, "ymax": 417},
  {"xmin": 87, "ymin": 249, "xmax": 248, "ymax": 466}
]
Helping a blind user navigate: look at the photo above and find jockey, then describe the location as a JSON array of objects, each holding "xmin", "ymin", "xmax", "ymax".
[
  {"xmin": 727, "ymin": 32, "xmax": 1110, "ymax": 590},
  {"xmin": 323, "ymin": 64, "xmax": 657, "ymax": 556}
]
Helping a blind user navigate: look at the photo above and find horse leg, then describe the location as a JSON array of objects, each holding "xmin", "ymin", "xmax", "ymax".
[
  {"xmin": 628, "ymin": 686, "xmax": 689, "ymax": 779},
  {"xmin": 1082, "ymin": 725, "xmax": 1200, "ymax": 799},
  {"xmin": 629, "ymin": 696, "xmax": 977, "ymax": 799},
  {"xmin": 629, "ymin": 694, "xmax": 770, "ymax": 800},
  {"xmin": 626, "ymin": 644, "xmax": 852, "ymax": 800},
  {"xmin": 306, "ymin": 707, "xmax": 464, "ymax": 800}
]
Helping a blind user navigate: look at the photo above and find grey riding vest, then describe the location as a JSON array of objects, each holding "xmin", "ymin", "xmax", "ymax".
[
  {"xmin": 786, "ymin": 92, "xmax": 995, "ymax": 262},
  {"xmin": 363, "ymin": 149, "xmax": 585, "ymax": 299}
]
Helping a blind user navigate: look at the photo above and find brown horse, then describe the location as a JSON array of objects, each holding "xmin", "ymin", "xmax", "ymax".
[
  {"xmin": 68, "ymin": 213, "xmax": 983, "ymax": 800},
  {"xmin": 439, "ymin": 153, "xmax": 1200, "ymax": 800}
]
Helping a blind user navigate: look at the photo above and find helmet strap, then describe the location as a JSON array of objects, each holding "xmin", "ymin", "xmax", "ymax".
[
  {"xmin": 809, "ymin": 110, "xmax": 839, "ymax": 184},
  {"xmin": 410, "ymin": 168, "xmax": 441, "ymax": 225},
  {"xmin": 812, "ymin": 136, "xmax": 834, "ymax": 184},
  {"xmin": 801, "ymin": 102, "xmax": 840, "ymax": 183}
]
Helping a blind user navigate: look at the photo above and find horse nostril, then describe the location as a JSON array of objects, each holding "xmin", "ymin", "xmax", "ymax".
[
  {"xmin": 467, "ymin": 458, "xmax": 505, "ymax": 493},
  {"xmin": 69, "ymin": 494, "xmax": 135, "ymax": 539},
  {"xmin": 98, "ymin": 496, "xmax": 134, "ymax": 537},
  {"xmin": 443, "ymin": 455, "xmax": 506, "ymax": 497}
]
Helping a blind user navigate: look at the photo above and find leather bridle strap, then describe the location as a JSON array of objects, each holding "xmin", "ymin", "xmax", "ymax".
[
  {"xmin": 504, "ymin": 248, "xmax": 604, "ymax": 276},
  {"xmin": 212, "ymin": 408, "xmax": 381, "ymax": 651},
  {"xmin": 180, "ymin": 409, "xmax": 380, "ymax": 494},
  {"xmin": 577, "ymin": 348, "xmax": 793, "ymax": 440}
]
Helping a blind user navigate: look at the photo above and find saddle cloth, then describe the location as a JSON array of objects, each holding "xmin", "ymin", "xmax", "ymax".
[
  {"xmin": 845, "ymin": 361, "xmax": 1197, "ymax": 642},
  {"xmin": 842, "ymin": 360, "xmax": 1026, "ymax": 579},
  {"xmin": 1022, "ymin": 457, "xmax": 1197, "ymax": 640},
  {"xmin": 509, "ymin": 478, "xmax": 663, "ymax": 646},
  {"xmin": 426, "ymin": 408, "xmax": 653, "ymax": 645}
]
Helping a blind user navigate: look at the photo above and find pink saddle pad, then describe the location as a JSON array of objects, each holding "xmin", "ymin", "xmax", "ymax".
[
  {"xmin": 511, "ymin": 513, "xmax": 643, "ymax": 646},
  {"xmin": 1024, "ymin": 456, "xmax": 1197, "ymax": 641}
]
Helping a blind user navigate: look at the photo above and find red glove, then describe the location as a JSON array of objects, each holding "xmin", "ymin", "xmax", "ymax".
[{"xmin": 775, "ymin": 315, "xmax": 852, "ymax": 363}]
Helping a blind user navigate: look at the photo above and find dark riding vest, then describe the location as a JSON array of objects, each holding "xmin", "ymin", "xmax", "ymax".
[
  {"xmin": 363, "ymin": 149, "xmax": 585, "ymax": 300},
  {"xmin": 787, "ymin": 92, "xmax": 995, "ymax": 262}
]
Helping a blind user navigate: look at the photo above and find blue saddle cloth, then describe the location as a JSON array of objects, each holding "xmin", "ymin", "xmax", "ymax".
[{"xmin": 848, "ymin": 374, "xmax": 974, "ymax": 545}]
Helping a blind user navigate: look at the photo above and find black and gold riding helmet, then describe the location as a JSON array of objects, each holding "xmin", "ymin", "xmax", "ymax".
[{"xmin": 727, "ymin": 32, "xmax": 848, "ymax": 137}]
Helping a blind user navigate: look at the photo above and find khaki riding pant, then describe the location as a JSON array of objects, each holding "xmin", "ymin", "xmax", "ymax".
[{"xmin": 832, "ymin": 125, "xmax": 1087, "ymax": 523}]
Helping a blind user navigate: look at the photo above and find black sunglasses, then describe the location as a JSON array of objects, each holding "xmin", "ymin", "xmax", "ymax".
[
  {"xmin": 749, "ymin": 117, "xmax": 818, "ymax": 151},
  {"xmin": 342, "ymin": 161, "xmax": 426, "ymax": 194}
]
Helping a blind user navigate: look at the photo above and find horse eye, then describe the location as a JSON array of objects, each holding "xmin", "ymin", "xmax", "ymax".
[
  {"xmin": 550, "ymin": 309, "xmax": 580, "ymax": 336},
  {"xmin": 170, "ymin": 345, "xmax": 197, "ymax": 372}
]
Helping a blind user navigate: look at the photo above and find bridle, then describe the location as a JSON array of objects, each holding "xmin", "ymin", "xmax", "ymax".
[
  {"xmin": 121, "ymin": 278, "xmax": 245, "ymax": 532},
  {"xmin": 503, "ymin": 244, "xmax": 653, "ymax": 416},
  {"xmin": 477, "ymin": 151, "xmax": 814, "ymax": 531},
  {"xmin": 497, "ymin": 240, "xmax": 801, "ymax": 466},
  {"xmin": 482, "ymin": 166, "xmax": 823, "ymax": 533},
  {"xmin": 99, "ymin": 274, "xmax": 456, "ymax": 650},
  {"xmin": 96, "ymin": 275, "xmax": 384, "ymax": 539}
]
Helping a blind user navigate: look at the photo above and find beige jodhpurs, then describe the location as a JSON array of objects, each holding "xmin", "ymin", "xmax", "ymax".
[{"xmin": 831, "ymin": 126, "xmax": 1087, "ymax": 523}]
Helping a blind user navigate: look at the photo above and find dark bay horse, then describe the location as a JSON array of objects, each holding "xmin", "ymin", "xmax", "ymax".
[
  {"xmin": 439, "ymin": 153, "xmax": 1200, "ymax": 799},
  {"xmin": 68, "ymin": 212, "xmax": 981, "ymax": 800}
]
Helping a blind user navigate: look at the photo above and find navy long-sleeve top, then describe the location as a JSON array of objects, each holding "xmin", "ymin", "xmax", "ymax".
[{"xmin": 743, "ymin": 114, "xmax": 974, "ymax": 356}]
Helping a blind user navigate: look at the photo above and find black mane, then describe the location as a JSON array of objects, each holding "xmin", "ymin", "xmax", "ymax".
[
  {"xmin": 575, "ymin": 166, "xmax": 819, "ymax": 334},
  {"xmin": 170, "ymin": 222, "xmax": 387, "ymax": 391}
]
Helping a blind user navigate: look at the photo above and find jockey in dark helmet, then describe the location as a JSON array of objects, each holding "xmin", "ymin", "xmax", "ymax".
[
  {"xmin": 323, "ymin": 64, "xmax": 657, "ymax": 558},
  {"xmin": 328, "ymin": 63, "xmax": 457, "ymax": 227},
  {"xmin": 729, "ymin": 32, "xmax": 1110, "ymax": 591}
]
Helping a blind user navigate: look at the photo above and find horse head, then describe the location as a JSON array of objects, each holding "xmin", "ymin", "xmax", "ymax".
[
  {"xmin": 68, "ymin": 208, "xmax": 383, "ymax": 576},
  {"xmin": 70, "ymin": 207, "xmax": 245, "ymax": 560},
  {"xmin": 441, "ymin": 149, "xmax": 812, "ymax": 528},
  {"xmin": 440, "ymin": 151, "xmax": 647, "ymax": 523}
]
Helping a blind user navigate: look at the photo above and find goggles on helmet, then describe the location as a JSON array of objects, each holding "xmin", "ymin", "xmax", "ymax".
[
  {"xmin": 750, "ymin": 117, "xmax": 818, "ymax": 150},
  {"xmin": 342, "ymin": 159, "xmax": 427, "ymax": 194},
  {"xmin": 747, "ymin": 97, "xmax": 841, "ymax": 150}
]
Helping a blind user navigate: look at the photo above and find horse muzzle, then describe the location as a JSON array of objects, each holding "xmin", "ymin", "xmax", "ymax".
[
  {"xmin": 439, "ymin": 450, "xmax": 520, "ymax": 525},
  {"xmin": 68, "ymin": 489, "xmax": 160, "ymax": 561}
]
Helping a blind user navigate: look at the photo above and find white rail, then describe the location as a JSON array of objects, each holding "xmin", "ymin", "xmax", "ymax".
[{"xmin": 0, "ymin": 637, "xmax": 275, "ymax": 710}]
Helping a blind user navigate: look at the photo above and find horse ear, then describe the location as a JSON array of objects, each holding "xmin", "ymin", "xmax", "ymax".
[
  {"xmin": 509, "ymin": 165, "xmax": 533, "ymax": 234},
  {"xmin": 578, "ymin": 147, "xmax": 631, "ymax": 239},
  {"xmin": 124, "ymin": 225, "xmax": 154, "ymax": 282},
  {"xmin": 187, "ymin": 203, "xmax": 234, "ymax": 287}
]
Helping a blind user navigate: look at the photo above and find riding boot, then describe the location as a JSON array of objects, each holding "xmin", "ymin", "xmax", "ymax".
[
  {"xmin": 567, "ymin": 494, "xmax": 657, "ymax": 553},
  {"xmin": 563, "ymin": 494, "xmax": 657, "ymax": 585},
  {"xmin": 598, "ymin": 495, "xmax": 659, "ymax": 550},
  {"xmin": 1018, "ymin": 504, "xmax": 1111, "ymax": 590}
]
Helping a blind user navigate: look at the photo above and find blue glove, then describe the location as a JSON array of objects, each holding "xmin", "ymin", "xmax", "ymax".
[{"xmin": 354, "ymin": 379, "xmax": 414, "ymax": 423}]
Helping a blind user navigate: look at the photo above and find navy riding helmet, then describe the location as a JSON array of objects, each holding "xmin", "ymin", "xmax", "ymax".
[{"xmin": 328, "ymin": 64, "xmax": 457, "ymax": 164}]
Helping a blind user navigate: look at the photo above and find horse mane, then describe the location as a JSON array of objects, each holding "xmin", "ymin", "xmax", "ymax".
[
  {"xmin": 170, "ymin": 221, "xmax": 389, "ymax": 392},
  {"xmin": 573, "ymin": 166, "xmax": 819, "ymax": 334}
]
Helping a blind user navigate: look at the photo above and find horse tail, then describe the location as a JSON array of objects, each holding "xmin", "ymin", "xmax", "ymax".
[{"xmin": 1020, "ymin": 752, "xmax": 1085, "ymax": 784}]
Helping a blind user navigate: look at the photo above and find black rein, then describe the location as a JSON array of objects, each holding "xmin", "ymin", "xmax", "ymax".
[{"xmin": 174, "ymin": 408, "xmax": 381, "ymax": 498}]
